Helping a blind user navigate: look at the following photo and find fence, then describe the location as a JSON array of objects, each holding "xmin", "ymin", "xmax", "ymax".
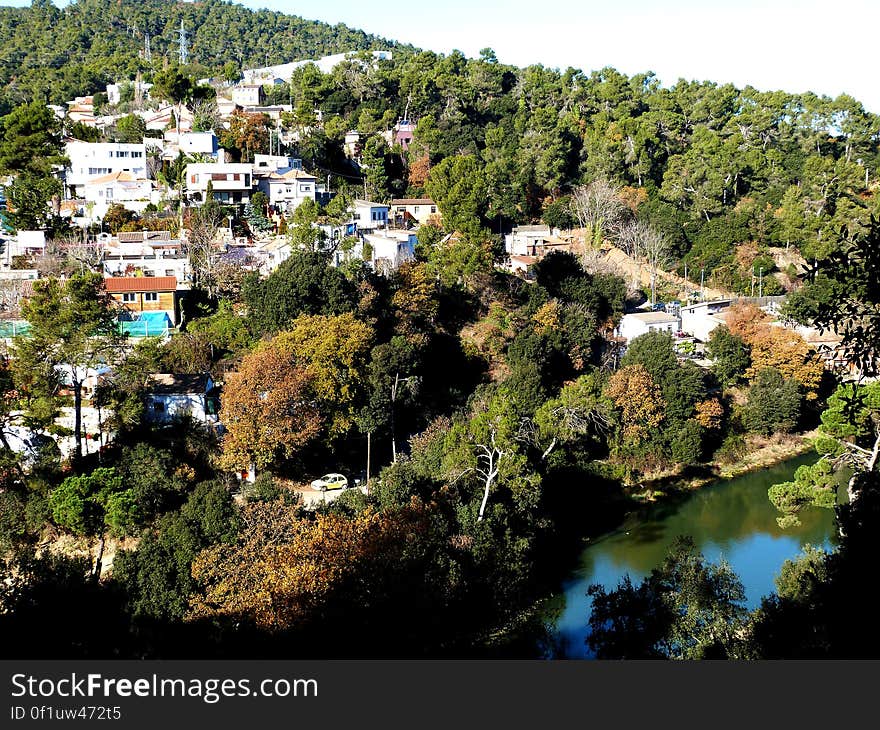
[
  {"xmin": 0, "ymin": 320, "xmax": 30, "ymax": 338},
  {"xmin": 1, "ymin": 317, "xmax": 170, "ymax": 339}
]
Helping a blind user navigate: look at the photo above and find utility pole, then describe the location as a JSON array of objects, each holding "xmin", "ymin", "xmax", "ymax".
[
  {"xmin": 759, "ymin": 267, "xmax": 763, "ymax": 299},
  {"xmin": 390, "ymin": 372, "xmax": 418, "ymax": 463},
  {"xmin": 700, "ymin": 268, "xmax": 705, "ymax": 301},
  {"xmin": 366, "ymin": 431, "xmax": 371, "ymax": 494}
]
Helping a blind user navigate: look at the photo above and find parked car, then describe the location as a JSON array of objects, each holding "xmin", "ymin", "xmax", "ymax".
[{"xmin": 310, "ymin": 473, "xmax": 348, "ymax": 491}]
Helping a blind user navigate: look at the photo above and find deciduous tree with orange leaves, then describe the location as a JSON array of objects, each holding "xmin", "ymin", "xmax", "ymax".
[
  {"xmin": 219, "ymin": 340, "xmax": 322, "ymax": 474},
  {"xmin": 724, "ymin": 303, "xmax": 824, "ymax": 399},
  {"xmin": 724, "ymin": 303, "xmax": 771, "ymax": 343},
  {"xmin": 747, "ymin": 326, "xmax": 824, "ymax": 399},
  {"xmin": 604, "ymin": 364, "xmax": 665, "ymax": 443},
  {"xmin": 274, "ymin": 313, "xmax": 374, "ymax": 439},
  {"xmin": 694, "ymin": 398, "xmax": 725, "ymax": 430}
]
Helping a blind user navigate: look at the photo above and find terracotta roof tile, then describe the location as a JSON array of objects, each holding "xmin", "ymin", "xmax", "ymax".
[
  {"xmin": 390, "ymin": 198, "xmax": 435, "ymax": 206},
  {"xmin": 104, "ymin": 276, "xmax": 177, "ymax": 293}
]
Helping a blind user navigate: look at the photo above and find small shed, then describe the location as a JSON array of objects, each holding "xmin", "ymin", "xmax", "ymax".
[{"xmin": 145, "ymin": 373, "xmax": 218, "ymax": 424}]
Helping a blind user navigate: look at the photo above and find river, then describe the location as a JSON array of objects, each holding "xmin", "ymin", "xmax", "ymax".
[{"xmin": 547, "ymin": 452, "xmax": 841, "ymax": 658}]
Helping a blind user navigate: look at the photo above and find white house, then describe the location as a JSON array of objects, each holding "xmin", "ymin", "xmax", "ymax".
[
  {"xmin": 364, "ymin": 229, "xmax": 416, "ymax": 273},
  {"xmin": 253, "ymin": 155, "xmax": 303, "ymax": 173},
  {"xmin": 64, "ymin": 141, "xmax": 148, "ymax": 197},
  {"xmin": 145, "ymin": 373, "xmax": 218, "ymax": 424},
  {"xmin": 3, "ymin": 231, "xmax": 46, "ymax": 266},
  {"xmin": 618, "ymin": 311, "xmax": 680, "ymax": 343},
  {"xmin": 162, "ymin": 131, "xmax": 221, "ymax": 161},
  {"xmin": 344, "ymin": 131, "xmax": 361, "ymax": 158},
  {"xmin": 241, "ymin": 50, "xmax": 393, "ymax": 86},
  {"xmin": 101, "ymin": 232, "xmax": 191, "ymax": 285},
  {"xmin": 352, "ymin": 200, "xmax": 390, "ymax": 232},
  {"xmin": 82, "ymin": 171, "xmax": 156, "ymax": 220},
  {"xmin": 390, "ymin": 198, "xmax": 439, "ymax": 226},
  {"xmin": 256, "ymin": 237, "xmax": 292, "ymax": 274},
  {"xmin": 186, "ymin": 163, "xmax": 254, "ymax": 205},
  {"xmin": 231, "ymin": 84, "xmax": 265, "ymax": 107},
  {"xmin": 256, "ymin": 168, "xmax": 317, "ymax": 213},
  {"xmin": 679, "ymin": 299, "xmax": 733, "ymax": 342},
  {"xmin": 65, "ymin": 96, "xmax": 96, "ymax": 126},
  {"xmin": 504, "ymin": 225, "xmax": 570, "ymax": 257}
]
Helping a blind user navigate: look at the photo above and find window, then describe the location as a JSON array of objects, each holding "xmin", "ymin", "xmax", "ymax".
[
  {"xmin": 144, "ymin": 292, "xmax": 159, "ymax": 302},
  {"xmin": 165, "ymin": 270, "xmax": 175, "ymax": 277},
  {"xmin": 105, "ymin": 188, "xmax": 113, "ymax": 200},
  {"xmin": 431, "ymin": 206, "xmax": 437, "ymax": 213},
  {"xmin": 121, "ymin": 293, "xmax": 136, "ymax": 303},
  {"xmin": 299, "ymin": 184, "xmax": 311, "ymax": 193},
  {"xmin": 152, "ymin": 400, "xmax": 165, "ymax": 413}
]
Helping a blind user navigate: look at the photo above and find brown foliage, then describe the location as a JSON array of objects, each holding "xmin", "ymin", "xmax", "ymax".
[
  {"xmin": 408, "ymin": 154, "xmax": 431, "ymax": 187},
  {"xmin": 188, "ymin": 500, "xmax": 432, "ymax": 630},
  {"xmin": 724, "ymin": 303, "xmax": 770, "ymax": 343},
  {"xmin": 747, "ymin": 326, "xmax": 824, "ymax": 399},
  {"xmin": 604, "ymin": 364, "xmax": 665, "ymax": 443},
  {"xmin": 725, "ymin": 303, "xmax": 823, "ymax": 398},
  {"xmin": 219, "ymin": 341, "xmax": 322, "ymax": 472},
  {"xmin": 618, "ymin": 186, "xmax": 648, "ymax": 214},
  {"xmin": 694, "ymin": 398, "xmax": 724, "ymax": 430},
  {"xmin": 391, "ymin": 261, "xmax": 439, "ymax": 337}
]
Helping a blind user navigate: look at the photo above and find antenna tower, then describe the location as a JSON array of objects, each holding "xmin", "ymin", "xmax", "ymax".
[
  {"xmin": 177, "ymin": 20, "xmax": 189, "ymax": 66},
  {"xmin": 144, "ymin": 31, "xmax": 152, "ymax": 62}
]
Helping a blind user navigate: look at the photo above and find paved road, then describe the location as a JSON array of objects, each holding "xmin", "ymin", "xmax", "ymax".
[{"xmin": 295, "ymin": 485, "xmax": 367, "ymax": 509}]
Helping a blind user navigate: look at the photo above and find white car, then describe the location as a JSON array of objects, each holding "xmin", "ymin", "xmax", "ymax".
[{"xmin": 310, "ymin": 473, "xmax": 348, "ymax": 491}]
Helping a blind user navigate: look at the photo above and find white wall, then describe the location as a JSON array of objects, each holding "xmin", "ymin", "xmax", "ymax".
[
  {"xmin": 619, "ymin": 315, "xmax": 678, "ymax": 342},
  {"xmin": 147, "ymin": 394, "xmax": 208, "ymax": 423},
  {"xmin": 65, "ymin": 142, "xmax": 148, "ymax": 191}
]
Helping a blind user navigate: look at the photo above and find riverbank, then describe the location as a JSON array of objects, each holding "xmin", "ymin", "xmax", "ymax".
[
  {"xmin": 550, "ymin": 447, "xmax": 835, "ymax": 658},
  {"xmin": 632, "ymin": 429, "xmax": 819, "ymax": 500},
  {"xmin": 483, "ymin": 431, "xmax": 822, "ymax": 656}
]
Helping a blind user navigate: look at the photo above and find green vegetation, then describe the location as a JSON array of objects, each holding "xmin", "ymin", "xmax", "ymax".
[{"xmin": 0, "ymin": 0, "xmax": 405, "ymax": 115}]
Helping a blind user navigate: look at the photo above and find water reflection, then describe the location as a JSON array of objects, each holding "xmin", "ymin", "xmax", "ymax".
[{"xmin": 550, "ymin": 453, "xmax": 839, "ymax": 658}]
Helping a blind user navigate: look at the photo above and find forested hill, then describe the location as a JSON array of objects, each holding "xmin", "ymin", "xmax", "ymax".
[{"xmin": 0, "ymin": 0, "xmax": 409, "ymax": 112}]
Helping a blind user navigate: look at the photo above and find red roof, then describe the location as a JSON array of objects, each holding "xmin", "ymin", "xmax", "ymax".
[{"xmin": 104, "ymin": 276, "xmax": 177, "ymax": 293}]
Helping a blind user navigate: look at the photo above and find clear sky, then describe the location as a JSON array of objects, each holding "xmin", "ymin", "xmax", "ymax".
[{"xmin": 5, "ymin": 0, "xmax": 879, "ymax": 111}]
